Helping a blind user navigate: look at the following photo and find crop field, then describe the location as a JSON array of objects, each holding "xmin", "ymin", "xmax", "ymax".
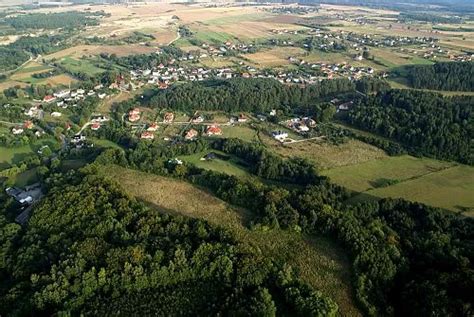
[
  {"xmin": 44, "ymin": 44, "xmax": 156, "ymax": 60},
  {"xmin": 98, "ymin": 164, "xmax": 361, "ymax": 317},
  {"xmin": 245, "ymin": 47, "xmax": 306, "ymax": 67}
]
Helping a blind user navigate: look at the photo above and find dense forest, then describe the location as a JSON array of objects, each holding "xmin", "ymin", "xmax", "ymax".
[
  {"xmin": 345, "ymin": 89, "xmax": 474, "ymax": 164},
  {"xmin": 144, "ymin": 77, "xmax": 357, "ymax": 113},
  {"xmin": 403, "ymin": 62, "xmax": 474, "ymax": 91},
  {"xmin": 4, "ymin": 11, "xmax": 106, "ymax": 30},
  {"xmin": 0, "ymin": 170, "xmax": 337, "ymax": 316},
  {"xmin": 0, "ymin": 47, "xmax": 29, "ymax": 72}
]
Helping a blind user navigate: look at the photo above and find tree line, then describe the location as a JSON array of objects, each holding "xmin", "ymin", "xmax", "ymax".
[
  {"xmin": 3, "ymin": 11, "xmax": 106, "ymax": 30},
  {"xmin": 345, "ymin": 89, "xmax": 473, "ymax": 164},
  {"xmin": 403, "ymin": 62, "xmax": 474, "ymax": 91}
]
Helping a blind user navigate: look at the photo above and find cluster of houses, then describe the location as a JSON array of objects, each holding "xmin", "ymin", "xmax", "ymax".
[
  {"xmin": 10, "ymin": 120, "xmax": 44, "ymax": 137},
  {"xmin": 282, "ymin": 117, "xmax": 317, "ymax": 134},
  {"xmin": 342, "ymin": 32, "xmax": 438, "ymax": 48},
  {"xmin": 42, "ymin": 85, "xmax": 107, "ymax": 109}
]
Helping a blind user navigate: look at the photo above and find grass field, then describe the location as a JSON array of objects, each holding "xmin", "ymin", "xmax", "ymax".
[
  {"xmin": 348, "ymin": 164, "xmax": 474, "ymax": 216},
  {"xmin": 261, "ymin": 134, "xmax": 387, "ymax": 170},
  {"xmin": 180, "ymin": 150, "xmax": 252, "ymax": 178},
  {"xmin": 98, "ymin": 164, "xmax": 361, "ymax": 317},
  {"xmin": 59, "ymin": 57, "xmax": 105, "ymax": 75},
  {"xmin": 322, "ymin": 155, "xmax": 474, "ymax": 215}
]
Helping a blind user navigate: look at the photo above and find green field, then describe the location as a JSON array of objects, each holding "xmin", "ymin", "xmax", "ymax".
[
  {"xmin": 180, "ymin": 150, "xmax": 252, "ymax": 178},
  {"xmin": 98, "ymin": 164, "xmax": 361, "ymax": 317},
  {"xmin": 59, "ymin": 56, "xmax": 105, "ymax": 75},
  {"xmin": 322, "ymin": 155, "xmax": 474, "ymax": 214}
]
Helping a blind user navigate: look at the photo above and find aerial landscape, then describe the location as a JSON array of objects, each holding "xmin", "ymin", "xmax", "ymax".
[{"xmin": 0, "ymin": 0, "xmax": 472, "ymax": 315}]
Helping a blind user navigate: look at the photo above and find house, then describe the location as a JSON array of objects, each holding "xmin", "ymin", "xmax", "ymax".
[
  {"xmin": 43, "ymin": 95, "xmax": 56, "ymax": 103},
  {"xmin": 297, "ymin": 123, "xmax": 309, "ymax": 132},
  {"xmin": 37, "ymin": 145, "xmax": 49, "ymax": 155},
  {"xmin": 92, "ymin": 115, "xmax": 108, "ymax": 123},
  {"xmin": 51, "ymin": 112, "xmax": 62, "ymax": 117},
  {"xmin": 206, "ymin": 125, "xmax": 222, "ymax": 136},
  {"xmin": 163, "ymin": 112, "xmax": 174, "ymax": 123},
  {"xmin": 71, "ymin": 134, "xmax": 86, "ymax": 144},
  {"xmin": 147, "ymin": 122, "xmax": 159, "ymax": 132},
  {"xmin": 237, "ymin": 114, "xmax": 248, "ymax": 123},
  {"xmin": 23, "ymin": 121, "xmax": 34, "ymax": 129},
  {"xmin": 338, "ymin": 101, "xmax": 353, "ymax": 111},
  {"xmin": 192, "ymin": 115, "xmax": 204, "ymax": 123},
  {"xmin": 168, "ymin": 158, "xmax": 183, "ymax": 165},
  {"xmin": 98, "ymin": 93, "xmax": 107, "ymax": 99},
  {"xmin": 12, "ymin": 127, "xmax": 24, "ymax": 135},
  {"xmin": 201, "ymin": 152, "xmax": 217, "ymax": 161},
  {"xmin": 54, "ymin": 90, "xmax": 70, "ymax": 99},
  {"xmin": 272, "ymin": 131, "xmax": 288, "ymax": 141},
  {"xmin": 140, "ymin": 131, "xmax": 155, "ymax": 140},
  {"xmin": 65, "ymin": 122, "xmax": 71, "ymax": 131},
  {"xmin": 184, "ymin": 129, "xmax": 198, "ymax": 140},
  {"xmin": 91, "ymin": 122, "xmax": 101, "ymax": 130},
  {"xmin": 128, "ymin": 108, "xmax": 141, "ymax": 122},
  {"xmin": 158, "ymin": 82, "xmax": 168, "ymax": 90}
]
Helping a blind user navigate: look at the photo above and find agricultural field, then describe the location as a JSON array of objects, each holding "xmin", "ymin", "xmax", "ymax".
[{"xmin": 98, "ymin": 164, "xmax": 361, "ymax": 317}]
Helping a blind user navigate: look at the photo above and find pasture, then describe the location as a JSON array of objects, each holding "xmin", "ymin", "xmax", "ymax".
[{"xmin": 98, "ymin": 164, "xmax": 361, "ymax": 317}]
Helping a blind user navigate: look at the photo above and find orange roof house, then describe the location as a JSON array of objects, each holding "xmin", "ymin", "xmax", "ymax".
[
  {"xmin": 91, "ymin": 122, "xmax": 101, "ymax": 130},
  {"xmin": 147, "ymin": 122, "xmax": 159, "ymax": 132},
  {"xmin": 23, "ymin": 121, "xmax": 34, "ymax": 129},
  {"xmin": 206, "ymin": 125, "xmax": 222, "ymax": 136},
  {"xmin": 185, "ymin": 129, "xmax": 198, "ymax": 140},
  {"xmin": 140, "ymin": 131, "xmax": 155, "ymax": 139},
  {"xmin": 128, "ymin": 108, "xmax": 141, "ymax": 122}
]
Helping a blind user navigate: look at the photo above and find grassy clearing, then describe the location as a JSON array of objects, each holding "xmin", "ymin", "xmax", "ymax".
[
  {"xmin": 349, "ymin": 164, "xmax": 474, "ymax": 215},
  {"xmin": 261, "ymin": 134, "xmax": 387, "ymax": 170},
  {"xmin": 218, "ymin": 125, "xmax": 258, "ymax": 142},
  {"xmin": 98, "ymin": 165, "xmax": 361, "ymax": 317},
  {"xmin": 180, "ymin": 150, "xmax": 252, "ymax": 179},
  {"xmin": 322, "ymin": 155, "xmax": 455, "ymax": 192}
]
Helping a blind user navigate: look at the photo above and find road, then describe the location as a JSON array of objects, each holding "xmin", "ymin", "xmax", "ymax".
[
  {"xmin": 282, "ymin": 136, "xmax": 326, "ymax": 144},
  {"xmin": 168, "ymin": 29, "xmax": 181, "ymax": 45}
]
